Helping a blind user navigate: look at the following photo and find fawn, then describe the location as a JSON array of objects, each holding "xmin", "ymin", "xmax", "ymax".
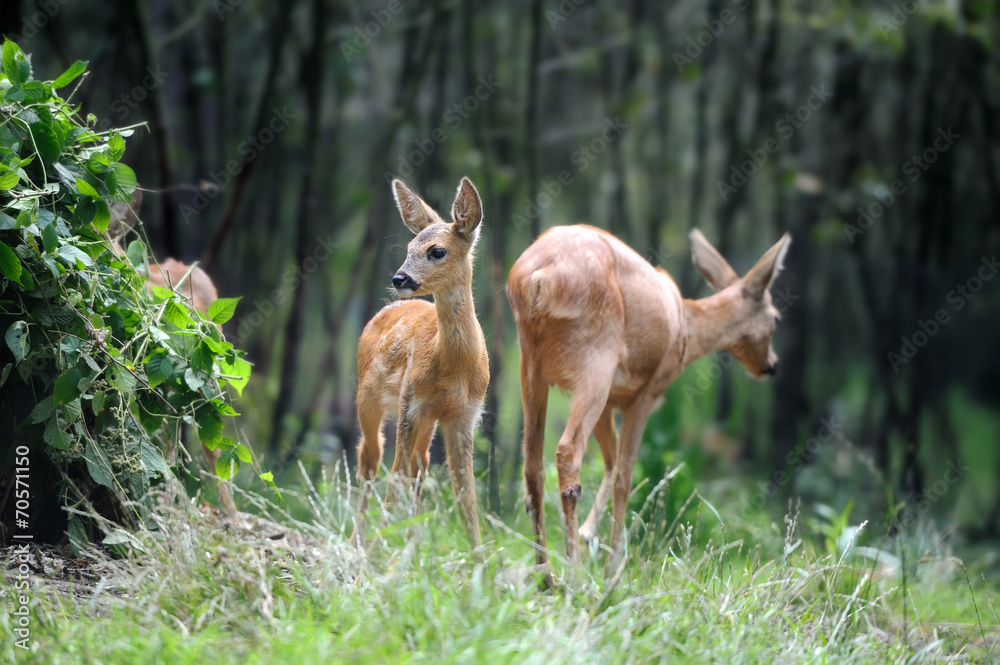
[
  {"xmin": 107, "ymin": 193, "xmax": 238, "ymax": 520},
  {"xmin": 350, "ymin": 177, "xmax": 489, "ymax": 551},
  {"xmin": 507, "ymin": 225, "xmax": 790, "ymax": 569}
]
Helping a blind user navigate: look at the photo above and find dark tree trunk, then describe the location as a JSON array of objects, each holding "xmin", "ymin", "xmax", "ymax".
[
  {"xmin": 268, "ymin": 0, "xmax": 328, "ymax": 455},
  {"xmin": 202, "ymin": 4, "xmax": 292, "ymax": 271}
]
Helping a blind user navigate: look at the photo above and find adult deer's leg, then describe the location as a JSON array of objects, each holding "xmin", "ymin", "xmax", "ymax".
[
  {"xmin": 556, "ymin": 369, "xmax": 613, "ymax": 564},
  {"xmin": 607, "ymin": 395, "xmax": 659, "ymax": 569},
  {"xmin": 442, "ymin": 410, "xmax": 482, "ymax": 553},
  {"xmin": 520, "ymin": 354, "xmax": 550, "ymax": 567},
  {"xmin": 580, "ymin": 403, "xmax": 617, "ymax": 544}
]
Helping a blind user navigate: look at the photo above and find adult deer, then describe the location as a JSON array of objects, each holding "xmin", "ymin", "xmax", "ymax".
[
  {"xmin": 507, "ymin": 225, "xmax": 790, "ymax": 568},
  {"xmin": 107, "ymin": 193, "xmax": 238, "ymax": 520},
  {"xmin": 350, "ymin": 177, "xmax": 489, "ymax": 552}
]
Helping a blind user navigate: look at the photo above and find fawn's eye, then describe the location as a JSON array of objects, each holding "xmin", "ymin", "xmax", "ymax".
[{"xmin": 428, "ymin": 247, "xmax": 447, "ymax": 261}]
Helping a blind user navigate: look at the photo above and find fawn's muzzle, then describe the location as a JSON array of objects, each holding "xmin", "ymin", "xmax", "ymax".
[
  {"xmin": 762, "ymin": 361, "xmax": 778, "ymax": 376},
  {"xmin": 392, "ymin": 272, "xmax": 420, "ymax": 292}
]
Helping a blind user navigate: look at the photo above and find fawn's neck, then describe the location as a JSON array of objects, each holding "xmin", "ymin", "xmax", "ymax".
[
  {"xmin": 681, "ymin": 286, "xmax": 746, "ymax": 365},
  {"xmin": 432, "ymin": 280, "xmax": 482, "ymax": 358}
]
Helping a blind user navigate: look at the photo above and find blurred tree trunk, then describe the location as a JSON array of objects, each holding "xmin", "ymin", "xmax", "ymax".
[
  {"xmin": 127, "ymin": 0, "xmax": 180, "ymax": 256},
  {"xmin": 645, "ymin": 12, "xmax": 672, "ymax": 254},
  {"xmin": 202, "ymin": 4, "xmax": 292, "ymax": 271},
  {"xmin": 680, "ymin": 0, "xmax": 721, "ymax": 294},
  {"xmin": 524, "ymin": 0, "xmax": 543, "ymax": 241},
  {"xmin": 268, "ymin": 0, "xmax": 328, "ymax": 455}
]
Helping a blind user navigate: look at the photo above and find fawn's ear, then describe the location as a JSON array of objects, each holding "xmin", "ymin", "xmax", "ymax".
[
  {"xmin": 392, "ymin": 179, "xmax": 440, "ymax": 234},
  {"xmin": 743, "ymin": 233, "xmax": 791, "ymax": 299},
  {"xmin": 690, "ymin": 229, "xmax": 739, "ymax": 292},
  {"xmin": 451, "ymin": 177, "xmax": 483, "ymax": 238}
]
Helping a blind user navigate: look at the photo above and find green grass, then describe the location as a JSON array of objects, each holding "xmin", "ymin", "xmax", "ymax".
[{"xmin": 2, "ymin": 465, "xmax": 997, "ymax": 665}]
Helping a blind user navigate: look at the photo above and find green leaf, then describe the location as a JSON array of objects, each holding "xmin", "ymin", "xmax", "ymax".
[
  {"xmin": 108, "ymin": 132, "xmax": 125, "ymax": 160},
  {"xmin": 29, "ymin": 395, "xmax": 53, "ymax": 424},
  {"xmin": 31, "ymin": 120, "xmax": 63, "ymax": 164},
  {"xmin": 75, "ymin": 177, "xmax": 100, "ymax": 198},
  {"xmin": 109, "ymin": 364, "xmax": 137, "ymax": 392},
  {"xmin": 202, "ymin": 336, "xmax": 233, "ymax": 354},
  {"xmin": 4, "ymin": 84, "xmax": 24, "ymax": 103},
  {"xmin": 60, "ymin": 398, "xmax": 82, "ymax": 423},
  {"xmin": 52, "ymin": 60, "xmax": 87, "ymax": 89},
  {"xmin": 84, "ymin": 439, "xmax": 115, "ymax": 488},
  {"xmin": 139, "ymin": 442, "xmax": 170, "ymax": 477},
  {"xmin": 111, "ymin": 162, "xmax": 136, "ymax": 195},
  {"xmin": 5, "ymin": 320, "xmax": 28, "ymax": 362},
  {"xmin": 0, "ymin": 241, "xmax": 23, "ymax": 283},
  {"xmin": 215, "ymin": 453, "xmax": 238, "ymax": 481},
  {"xmin": 92, "ymin": 200, "xmax": 110, "ymax": 233},
  {"xmin": 0, "ymin": 171, "xmax": 19, "ymax": 190},
  {"xmin": 3, "ymin": 40, "xmax": 30, "ymax": 86},
  {"xmin": 220, "ymin": 356, "xmax": 251, "ymax": 396},
  {"xmin": 53, "ymin": 367, "xmax": 83, "ymax": 406},
  {"xmin": 184, "ymin": 367, "xmax": 205, "ymax": 391},
  {"xmin": 234, "ymin": 444, "xmax": 252, "ymax": 463},
  {"xmin": 190, "ymin": 342, "xmax": 214, "ymax": 373},
  {"xmin": 162, "ymin": 300, "xmax": 194, "ymax": 328},
  {"xmin": 211, "ymin": 398, "xmax": 240, "ymax": 416},
  {"xmin": 208, "ymin": 297, "xmax": 241, "ymax": 324},
  {"xmin": 44, "ymin": 415, "xmax": 71, "ymax": 451},
  {"xmin": 21, "ymin": 81, "xmax": 44, "ymax": 100},
  {"xmin": 91, "ymin": 391, "xmax": 105, "ymax": 415},
  {"xmin": 198, "ymin": 410, "xmax": 224, "ymax": 447},
  {"xmin": 125, "ymin": 239, "xmax": 146, "ymax": 267},
  {"xmin": 42, "ymin": 222, "xmax": 58, "ymax": 253},
  {"xmin": 145, "ymin": 353, "xmax": 173, "ymax": 388}
]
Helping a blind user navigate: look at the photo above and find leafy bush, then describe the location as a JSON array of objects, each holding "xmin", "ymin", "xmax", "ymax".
[{"xmin": 0, "ymin": 41, "xmax": 264, "ymax": 544}]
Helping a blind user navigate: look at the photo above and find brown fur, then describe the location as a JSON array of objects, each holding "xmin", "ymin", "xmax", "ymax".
[
  {"xmin": 507, "ymin": 224, "xmax": 790, "ymax": 569},
  {"xmin": 351, "ymin": 177, "xmax": 489, "ymax": 553}
]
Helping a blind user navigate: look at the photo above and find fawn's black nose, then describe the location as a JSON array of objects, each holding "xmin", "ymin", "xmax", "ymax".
[
  {"xmin": 392, "ymin": 273, "xmax": 419, "ymax": 291},
  {"xmin": 763, "ymin": 361, "xmax": 778, "ymax": 377}
]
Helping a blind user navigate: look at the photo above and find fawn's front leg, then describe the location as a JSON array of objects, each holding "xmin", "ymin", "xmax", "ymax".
[{"xmin": 441, "ymin": 411, "xmax": 483, "ymax": 555}]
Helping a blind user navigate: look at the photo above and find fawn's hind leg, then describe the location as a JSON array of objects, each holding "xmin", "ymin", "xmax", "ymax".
[{"xmin": 350, "ymin": 397, "xmax": 386, "ymax": 547}]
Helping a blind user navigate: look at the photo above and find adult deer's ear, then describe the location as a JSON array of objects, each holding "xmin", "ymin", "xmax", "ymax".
[
  {"xmin": 690, "ymin": 229, "xmax": 739, "ymax": 292},
  {"xmin": 392, "ymin": 179, "xmax": 441, "ymax": 234},
  {"xmin": 743, "ymin": 233, "xmax": 792, "ymax": 299},
  {"xmin": 451, "ymin": 177, "xmax": 483, "ymax": 239}
]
